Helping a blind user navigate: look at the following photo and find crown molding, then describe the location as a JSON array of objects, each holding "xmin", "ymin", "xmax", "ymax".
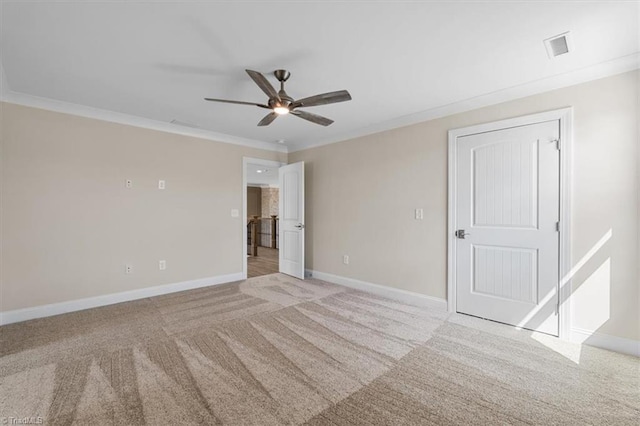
[
  {"xmin": 2, "ymin": 52, "xmax": 638, "ymax": 155},
  {"xmin": 288, "ymin": 53, "xmax": 640, "ymax": 153},
  {"xmin": 0, "ymin": 90, "xmax": 289, "ymax": 154}
]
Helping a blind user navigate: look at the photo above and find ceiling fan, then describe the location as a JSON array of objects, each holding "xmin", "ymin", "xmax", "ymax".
[{"xmin": 204, "ymin": 69, "xmax": 352, "ymax": 127}]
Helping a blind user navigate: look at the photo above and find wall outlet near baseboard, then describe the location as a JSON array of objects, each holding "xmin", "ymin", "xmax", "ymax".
[
  {"xmin": 125, "ymin": 264, "xmax": 133, "ymax": 274},
  {"xmin": 159, "ymin": 260, "xmax": 166, "ymax": 270},
  {"xmin": 343, "ymin": 255, "xmax": 349, "ymax": 265}
]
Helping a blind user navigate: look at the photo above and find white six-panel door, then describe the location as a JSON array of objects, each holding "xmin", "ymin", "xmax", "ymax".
[
  {"xmin": 455, "ymin": 121, "xmax": 560, "ymax": 336},
  {"xmin": 278, "ymin": 161, "xmax": 305, "ymax": 279}
]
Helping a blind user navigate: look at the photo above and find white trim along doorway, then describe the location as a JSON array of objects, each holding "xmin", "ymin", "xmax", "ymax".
[{"xmin": 447, "ymin": 108, "xmax": 573, "ymax": 340}]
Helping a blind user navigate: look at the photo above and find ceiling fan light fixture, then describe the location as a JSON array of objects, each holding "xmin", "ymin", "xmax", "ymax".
[{"xmin": 273, "ymin": 106, "xmax": 289, "ymax": 115}]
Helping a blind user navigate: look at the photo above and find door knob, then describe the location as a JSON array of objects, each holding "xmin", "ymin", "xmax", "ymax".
[
  {"xmin": 295, "ymin": 223, "xmax": 305, "ymax": 229},
  {"xmin": 455, "ymin": 229, "xmax": 469, "ymax": 239}
]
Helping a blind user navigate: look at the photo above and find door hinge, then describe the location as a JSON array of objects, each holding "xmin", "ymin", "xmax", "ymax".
[
  {"xmin": 553, "ymin": 139, "xmax": 560, "ymax": 150},
  {"xmin": 555, "ymin": 221, "xmax": 560, "ymax": 232}
]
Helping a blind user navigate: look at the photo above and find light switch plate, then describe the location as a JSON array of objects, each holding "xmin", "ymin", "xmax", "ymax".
[
  {"xmin": 415, "ymin": 208, "xmax": 424, "ymax": 220},
  {"xmin": 158, "ymin": 180, "xmax": 165, "ymax": 190}
]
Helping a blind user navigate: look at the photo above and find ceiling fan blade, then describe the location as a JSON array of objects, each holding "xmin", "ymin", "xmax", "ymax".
[
  {"xmin": 290, "ymin": 110, "xmax": 334, "ymax": 126},
  {"xmin": 291, "ymin": 90, "xmax": 351, "ymax": 109},
  {"xmin": 246, "ymin": 69, "xmax": 281, "ymax": 102},
  {"xmin": 258, "ymin": 112, "xmax": 278, "ymax": 126},
  {"xmin": 204, "ymin": 98, "xmax": 270, "ymax": 109}
]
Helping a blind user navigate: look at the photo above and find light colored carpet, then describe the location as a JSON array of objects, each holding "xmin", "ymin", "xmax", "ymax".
[{"xmin": 1, "ymin": 273, "xmax": 638, "ymax": 425}]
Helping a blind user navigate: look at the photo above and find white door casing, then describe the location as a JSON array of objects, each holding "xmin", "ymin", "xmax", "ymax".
[
  {"xmin": 451, "ymin": 118, "xmax": 564, "ymax": 336},
  {"xmin": 279, "ymin": 161, "xmax": 305, "ymax": 279}
]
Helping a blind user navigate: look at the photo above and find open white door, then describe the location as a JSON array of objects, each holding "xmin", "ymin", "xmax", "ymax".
[{"xmin": 279, "ymin": 161, "xmax": 305, "ymax": 279}]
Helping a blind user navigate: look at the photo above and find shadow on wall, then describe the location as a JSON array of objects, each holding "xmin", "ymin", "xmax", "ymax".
[
  {"xmin": 524, "ymin": 228, "xmax": 629, "ymax": 364},
  {"xmin": 483, "ymin": 228, "xmax": 623, "ymax": 363},
  {"xmin": 565, "ymin": 230, "xmax": 613, "ymax": 341}
]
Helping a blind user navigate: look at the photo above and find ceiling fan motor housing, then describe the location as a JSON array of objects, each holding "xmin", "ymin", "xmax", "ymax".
[{"xmin": 271, "ymin": 94, "xmax": 293, "ymax": 109}]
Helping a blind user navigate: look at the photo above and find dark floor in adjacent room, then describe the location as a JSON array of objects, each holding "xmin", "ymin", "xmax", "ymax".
[{"xmin": 248, "ymin": 246, "xmax": 279, "ymax": 278}]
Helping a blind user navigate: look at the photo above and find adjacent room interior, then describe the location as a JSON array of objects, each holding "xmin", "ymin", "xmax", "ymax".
[
  {"xmin": 0, "ymin": 1, "xmax": 638, "ymax": 424},
  {"xmin": 246, "ymin": 162, "xmax": 281, "ymax": 278}
]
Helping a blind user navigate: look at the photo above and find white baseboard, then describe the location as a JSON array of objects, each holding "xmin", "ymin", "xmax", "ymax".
[
  {"xmin": 0, "ymin": 272, "xmax": 245, "ymax": 326},
  {"xmin": 570, "ymin": 327, "xmax": 639, "ymax": 358},
  {"xmin": 307, "ymin": 270, "xmax": 447, "ymax": 311}
]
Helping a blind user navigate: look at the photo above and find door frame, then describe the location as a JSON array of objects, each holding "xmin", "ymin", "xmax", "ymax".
[
  {"xmin": 242, "ymin": 157, "xmax": 286, "ymax": 279},
  {"xmin": 447, "ymin": 108, "xmax": 573, "ymax": 340}
]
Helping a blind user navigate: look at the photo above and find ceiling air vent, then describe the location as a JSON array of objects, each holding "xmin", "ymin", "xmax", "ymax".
[{"xmin": 544, "ymin": 32, "xmax": 573, "ymax": 59}]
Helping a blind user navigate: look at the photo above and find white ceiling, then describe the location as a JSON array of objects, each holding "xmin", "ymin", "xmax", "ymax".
[
  {"xmin": 1, "ymin": 1, "xmax": 638, "ymax": 152},
  {"xmin": 247, "ymin": 163, "xmax": 279, "ymax": 187}
]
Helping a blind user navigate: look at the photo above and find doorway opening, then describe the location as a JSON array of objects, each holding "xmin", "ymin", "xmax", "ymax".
[{"xmin": 243, "ymin": 158, "xmax": 284, "ymax": 278}]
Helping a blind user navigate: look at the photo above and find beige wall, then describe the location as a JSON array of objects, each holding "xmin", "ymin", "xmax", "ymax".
[
  {"xmin": 247, "ymin": 186, "xmax": 262, "ymax": 218},
  {"xmin": 2, "ymin": 71, "xmax": 638, "ymax": 343},
  {"xmin": 291, "ymin": 71, "xmax": 639, "ymax": 341},
  {"xmin": 0, "ymin": 103, "xmax": 285, "ymax": 311}
]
